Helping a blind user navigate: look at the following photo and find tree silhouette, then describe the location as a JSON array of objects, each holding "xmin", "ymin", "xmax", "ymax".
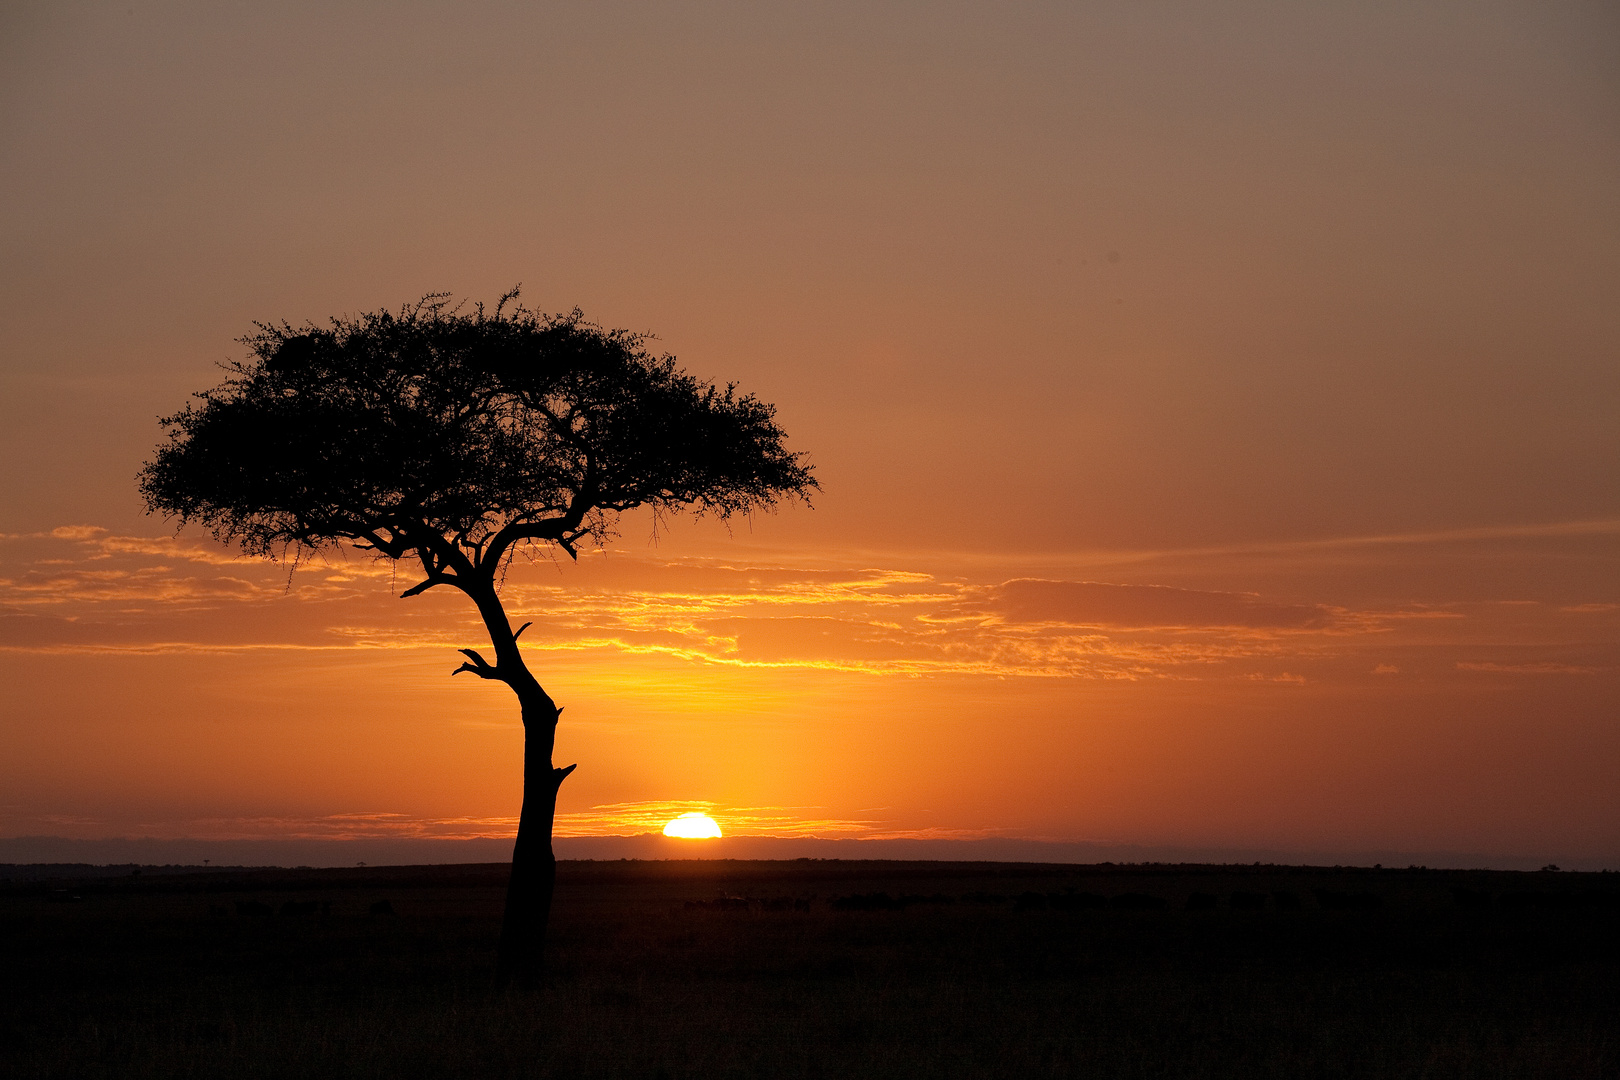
[{"xmin": 139, "ymin": 294, "xmax": 816, "ymax": 985}]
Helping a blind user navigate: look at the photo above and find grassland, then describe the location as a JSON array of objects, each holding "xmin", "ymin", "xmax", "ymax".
[{"xmin": 2, "ymin": 859, "xmax": 1617, "ymax": 1078}]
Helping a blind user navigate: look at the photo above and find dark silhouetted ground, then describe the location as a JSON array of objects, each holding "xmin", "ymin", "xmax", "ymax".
[{"xmin": 3, "ymin": 859, "xmax": 1617, "ymax": 1078}]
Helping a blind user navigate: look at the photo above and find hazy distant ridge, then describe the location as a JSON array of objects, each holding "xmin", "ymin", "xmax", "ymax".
[{"xmin": 1, "ymin": 834, "xmax": 1604, "ymax": 873}]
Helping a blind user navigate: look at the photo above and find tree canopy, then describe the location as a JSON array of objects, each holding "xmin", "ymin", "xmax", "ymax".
[
  {"xmin": 139, "ymin": 294, "xmax": 816, "ymax": 591},
  {"xmin": 139, "ymin": 293, "xmax": 815, "ymax": 985}
]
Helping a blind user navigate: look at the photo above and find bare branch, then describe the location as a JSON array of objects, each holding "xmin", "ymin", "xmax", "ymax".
[
  {"xmin": 421, "ymin": 529, "xmax": 480, "ymax": 584},
  {"xmin": 399, "ymin": 577, "xmax": 447, "ymax": 599},
  {"xmin": 361, "ymin": 530, "xmax": 406, "ymax": 560},
  {"xmin": 451, "ymin": 648, "xmax": 502, "ymax": 681},
  {"xmin": 480, "ymin": 516, "xmax": 572, "ymax": 576}
]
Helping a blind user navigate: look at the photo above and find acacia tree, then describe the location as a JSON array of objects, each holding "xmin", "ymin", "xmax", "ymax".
[{"xmin": 139, "ymin": 294, "xmax": 815, "ymax": 985}]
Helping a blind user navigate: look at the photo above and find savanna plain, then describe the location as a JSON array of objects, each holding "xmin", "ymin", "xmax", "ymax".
[{"xmin": 4, "ymin": 859, "xmax": 1617, "ymax": 1079}]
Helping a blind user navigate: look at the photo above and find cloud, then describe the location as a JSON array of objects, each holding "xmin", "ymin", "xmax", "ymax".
[
  {"xmin": 991, "ymin": 579, "xmax": 1333, "ymax": 630},
  {"xmin": 5, "ymin": 804, "xmax": 999, "ymax": 842},
  {"xmin": 554, "ymin": 801, "xmax": 877, "ymax": 838},
  {"xmin": 2, "ymin": 524, "xmax": 1609, "ymax": 686},
  {"xmin": 48, "ymin": 525, "xmax": 109, "ymax": 541},
  {"xmin": 1456, "ymin": 661, "xmax": 1599, "ymax": 675}
]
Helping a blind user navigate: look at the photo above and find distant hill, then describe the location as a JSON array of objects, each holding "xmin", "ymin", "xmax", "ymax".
[{"xmin": 1, "ymin": 833, "xmax": 1604, "ymax": 872}]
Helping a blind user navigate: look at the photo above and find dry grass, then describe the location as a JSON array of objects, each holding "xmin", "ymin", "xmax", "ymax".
[{"xmin": 2, "ymin": 860, "xmax": 1617, "ymax": 1079}]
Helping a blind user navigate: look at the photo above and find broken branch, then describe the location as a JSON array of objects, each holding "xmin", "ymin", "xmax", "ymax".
[{"xmin": 451, "ymin": 648, "xmax": 502, "ymax": 681}]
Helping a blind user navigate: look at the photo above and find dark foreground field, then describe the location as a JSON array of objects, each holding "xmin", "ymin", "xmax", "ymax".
[{"xmin": 3, "ymin": 860, "xmax": 1618, "ymax": 1079}]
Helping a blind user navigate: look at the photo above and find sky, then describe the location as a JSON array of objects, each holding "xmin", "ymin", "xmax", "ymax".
[{"xmin": 1, "ymin": 1, "xmax": 1617, "ymax": 867}]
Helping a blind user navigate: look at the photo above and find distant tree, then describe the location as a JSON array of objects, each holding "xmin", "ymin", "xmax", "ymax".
[{"xmin": 139, "ymin": 294, "xmax": 815, "ymax": 985}]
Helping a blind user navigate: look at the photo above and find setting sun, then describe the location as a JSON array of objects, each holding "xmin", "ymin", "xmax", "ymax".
[{"xmin": 662, "ymin": 813, "xmax": 723, "ymax": 839}]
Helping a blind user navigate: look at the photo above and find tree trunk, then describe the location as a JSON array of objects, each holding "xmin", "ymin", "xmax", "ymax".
[
  {"xmin": 457, "ymin": 578, "xmax": 573, "ymax": 990},
  {"xmin": 495, "ymin": 684, "xmax": 573, "ymax": 988}
]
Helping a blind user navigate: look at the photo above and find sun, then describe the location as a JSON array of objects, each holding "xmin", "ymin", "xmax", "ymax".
[{"xmin": 662, "ymin": 812, "xmax": 723, "ymax": 839}]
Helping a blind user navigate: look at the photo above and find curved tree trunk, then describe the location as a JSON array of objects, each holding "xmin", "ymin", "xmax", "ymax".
[
  {"xmin": 459, "ymin": 582, "xmax": 573, "ymax": 989},
  {"xmin": 496, "ymin": 687, "xmax": 571, "ymax": 988}
]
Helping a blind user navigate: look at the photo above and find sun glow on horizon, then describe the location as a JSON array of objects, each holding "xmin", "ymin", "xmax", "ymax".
[{"xmin": 663, "ymin": 812, "xmax": 723, "ymax": 839}]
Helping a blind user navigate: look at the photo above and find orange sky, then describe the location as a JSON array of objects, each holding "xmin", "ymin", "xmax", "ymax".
[{"xmin": 1, "ymin": 2, "xmax": 1617, "ymax": 866}]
